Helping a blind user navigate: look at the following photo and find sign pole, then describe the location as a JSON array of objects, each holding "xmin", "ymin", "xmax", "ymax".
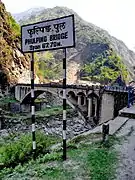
[
  {"xmin": 31, "ymin": 52, "xmax": 36, "ymax": 159},
  {"xmin": 21, "ymin": 15, "xmax": 75, "ymax": 161},
  {"xmin": 63, "ymin": 48, "xmax": 67, "ymax": 160}
]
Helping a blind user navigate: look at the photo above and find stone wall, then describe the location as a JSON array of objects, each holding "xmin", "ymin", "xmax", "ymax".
[{"xmin": 0, "ymin": 111, "xmax": 91, "ymax": 139}]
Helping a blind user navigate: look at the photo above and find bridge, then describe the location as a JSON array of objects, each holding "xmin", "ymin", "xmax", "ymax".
[{"xmin": 14, "ymin": 83, "xmax": 133, "ymax": 126}]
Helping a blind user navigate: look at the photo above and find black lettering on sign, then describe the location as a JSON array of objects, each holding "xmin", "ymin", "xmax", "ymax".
[
  {"xmin": 50, "ymin": 41, "xmax": 62, "ymax": 48},
  {"xmin": 29, "ymin": 45, "xmax": 34, "ymax": 50},
  {"xmin": 29, "ymin": 45, "xmax": 41, "ymax": 50},
  {"xmin": 25, "ymin": 36, "xmax": 47, "ymax": 45},
  {"xmin": 50, "ymin": 32, "xmax": 68, "ymax": 41},
  {"xmin": 34, "ymin": 45, "xmax": 41, "ymax": 50},
  {"xmin": 46, "ymin": 43, "xmax": 49, "ymax": 48},
  {"xmin": 35, "ymin": 36, "xmax": 47, "ymax": 43},
  {"xmin": 39, "ymin": 25, "xmax": 52, "ymax": 33},
  {"xmin": 42, "ymin": 43, "xmax": 50, "ymax": 49},
  {"xmin": 53, "ymin": 22, "xmax": 66, "ymax": 33},
  {"xmin": 25, "ymin": 39, "xmax": 28, "ymax": 45},
  {"xmin": 27, "ymin": 25, "xmax": 52, "ymax": 38}
]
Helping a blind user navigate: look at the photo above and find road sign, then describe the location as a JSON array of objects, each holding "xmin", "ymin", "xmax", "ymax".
[
  {"xmin": 21, "ymin": 15, "xmax": 75, "ymax": 53},
  {"xmin": 21, "ymin": 14, "xmax": 76, "ymax": 161}
]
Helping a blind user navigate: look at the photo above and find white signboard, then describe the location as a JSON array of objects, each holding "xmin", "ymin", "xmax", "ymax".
[{"xmin": 21, "ymin": 15, "xmax": 75, "ymax": 53}]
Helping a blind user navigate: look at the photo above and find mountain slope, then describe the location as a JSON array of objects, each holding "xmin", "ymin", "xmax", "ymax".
[
  {"xmin": 14, "ymin": 6, "xmax": 135, "ymax": 83},
  {"xmin": 0, "ymin": 2, "xmax": 39, "ymax": 85},
  {"xmin": 13, "ymin": 7, "xmax": 46, "ymax": 22}
]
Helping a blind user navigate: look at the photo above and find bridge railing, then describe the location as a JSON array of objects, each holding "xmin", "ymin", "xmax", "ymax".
[{"xmin": 104, "ymin": 85, "xmax": 128, "ymax": 92}]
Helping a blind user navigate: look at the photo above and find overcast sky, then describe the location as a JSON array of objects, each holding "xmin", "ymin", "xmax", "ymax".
[{"xmin": 3, "ymin": 0, "xmax": 135, "ymax": 51}]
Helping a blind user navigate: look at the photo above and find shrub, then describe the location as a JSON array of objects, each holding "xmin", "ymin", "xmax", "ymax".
[
  {"xmin": 8, "ymin": 15, "xmax": 20, "ymax": 37},
  {"xmin": 0, "ymin": 131, "xmax": 60, "ymax": 169}
]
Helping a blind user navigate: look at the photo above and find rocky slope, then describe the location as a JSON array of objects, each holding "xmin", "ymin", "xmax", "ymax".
[
  {"xmin": 13, "ymin": 7, "xmax": 46, "ymax": 23},
  {"xmin": 0, "ymin": 2, "xmax": 39, "ymax": 85},
  {"xmin": 16, "ymin": 6, "xmax": 135, "ymax": 82}
]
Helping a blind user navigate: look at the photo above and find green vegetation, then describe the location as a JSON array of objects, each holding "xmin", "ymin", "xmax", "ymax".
[
  {"xmin": 82, "ymin": 51, "xmax": 129, "ymax": 84},
  {"xmin": 8, "ymin": 15, "xmax": 20, "ymax": 37},
  {"xmin": 0, "ymin": 131, "xmax": 61, "ymax": 169},
  {"xmin": 0, "ymin": 96, "xmax": 18, "ymax": 110},
  {"xmin": 0, "ymin": 133, "xmax": 119, "ymax": 180},
  {"xmin": 0, "ymin": 96, "xmax": 17, "ymax": 104},
  {"xmin": 87, "ymin": 147, "xmax": 117, "ymax": 180},
  {"xmin": 34, "ymin": 52, "xmax": 62, "ymax": 82}
]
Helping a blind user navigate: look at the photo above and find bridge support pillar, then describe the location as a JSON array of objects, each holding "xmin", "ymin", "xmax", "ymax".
[
  {"xmin": 94, "ymin": 99, "xmax": 97, "ymax": 117},
  {"xmin": 78, "ymin": 95, "xmax": 82, "ymax": 117},
  {"xmin": 88, "ymin": 98, "xmax": 92, "ymax": 117},
  {"xmin": 83, "ymin": 96, "xmax": 86, "ymax": 106},
  {"xmin": 15, "ymin": 86, "xmax": 20, "ymax": 101},
  {"xmin": 77, "ymin": 95, "xmax": 82, "ymax": 106}
]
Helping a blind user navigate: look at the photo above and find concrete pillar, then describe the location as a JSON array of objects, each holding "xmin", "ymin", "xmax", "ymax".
[
  {"xmin": 22, "ymin": 87, "xmax": 25, "ymax": 99},
  {"xmin": 83, "ymin": 96, "xmax": 86, "ymax": 106},
  {"xmin": 19, "ymin": 86, "xmax": 22, "ymax": 101},
  {"xmin": 78, "ymin": 95, "xmax": 82, "ymax": 106},
  {"xmin": 20, "ymin": 87, "xmax": 23, "ymax": 100},
  {"xmin": 21, "ymin": 87, "xmax": 23, "ymax": 100},
  {"xmin": 15, "ymin": 86, "xmax": 20, "ymax": 101},
  {"xmin": 94, "ymin": 98, "xmax": 97, "ymax": 116},
  {"xmin": 25, "ymin": 87, "xmax": 27, "ymax": 95},
  {"xmin": 26, "ymin": 87, "xmax": 29, "ymax": 94},
  {"xmin": 88, "ymin": 98, "xmax": 92, "ymax": 117}
]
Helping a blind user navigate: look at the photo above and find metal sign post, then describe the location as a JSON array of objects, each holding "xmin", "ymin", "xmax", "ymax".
[
  {"xmin": 21, "ymin": 14, "xmax": 75, "ymax": 160},
  {"xmin": 63, "ymin": 48, "xmax": 67, "ymax": 160},
  {"xmin": 31, "ymin": 53, "xmax": 36, "ymax": 159}
]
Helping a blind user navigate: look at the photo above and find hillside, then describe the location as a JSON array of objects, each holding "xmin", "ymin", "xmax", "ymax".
[
  {"xmin": 0, "ymin": 2, "xmax": 39, "ymax": 86},
  {"xmin": 13, "ymin": 7, "xmax": 46, "ymax": 22},
  {"xmin": 16, "ymin": 6, "xmax": 135, "ymax": 83},
  {"xmin": 1, "ymin": 3, "xmax": 135, "ymax": 85}
]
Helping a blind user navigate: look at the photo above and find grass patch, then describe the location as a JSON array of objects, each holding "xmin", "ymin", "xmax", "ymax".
[
  {"xmin": 0, "ymin": 135, "xmax": 119, "ymax": 180},
  {"xmin": 87, "ymin": 147, "xmax": 117, "ymax": 180},
  {"xmin": 0, "ymin": 131, "xmax": 61, "ymax": 169}
]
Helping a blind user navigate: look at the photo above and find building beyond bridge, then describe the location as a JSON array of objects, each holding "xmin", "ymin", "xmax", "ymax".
[{"xmin": 15, "ymin": 83, "xmax": 129, "ymax": 126}]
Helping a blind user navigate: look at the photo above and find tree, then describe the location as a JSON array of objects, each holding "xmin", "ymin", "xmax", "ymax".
[
  {"xmin": 35, "ymin": 52, "xmax": 62, "ymax": 82},
  {"xmin": 82, "ymin": 51, "xmax": 129, "ymax": 84}
]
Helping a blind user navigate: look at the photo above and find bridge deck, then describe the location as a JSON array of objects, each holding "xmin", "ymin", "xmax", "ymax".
[{"xmin": 16, "ymin": 83, "xmax": 128, "ymax": 92}]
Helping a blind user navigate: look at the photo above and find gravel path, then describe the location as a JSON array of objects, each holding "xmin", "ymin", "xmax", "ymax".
[{"xmin": 115, "ymin": 119, "xmax": 135, "ymax": 180}]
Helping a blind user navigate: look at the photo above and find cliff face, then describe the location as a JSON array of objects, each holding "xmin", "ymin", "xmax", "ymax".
[{"xmin": 0, "ymin": 2, "xmax": 39, "ymax": 85}]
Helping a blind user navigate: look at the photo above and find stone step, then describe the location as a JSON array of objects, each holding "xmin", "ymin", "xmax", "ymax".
[
  {"xmin": 108, "ymin": 116, "xmax": 129, "ymax": 135},
  {"xmin": 96, "ymin": 116, "xmax": 129, "ymax": 135},
  {"xmin": 119, "ymin": 106, "xmax": 135, "ymax": 118}
]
